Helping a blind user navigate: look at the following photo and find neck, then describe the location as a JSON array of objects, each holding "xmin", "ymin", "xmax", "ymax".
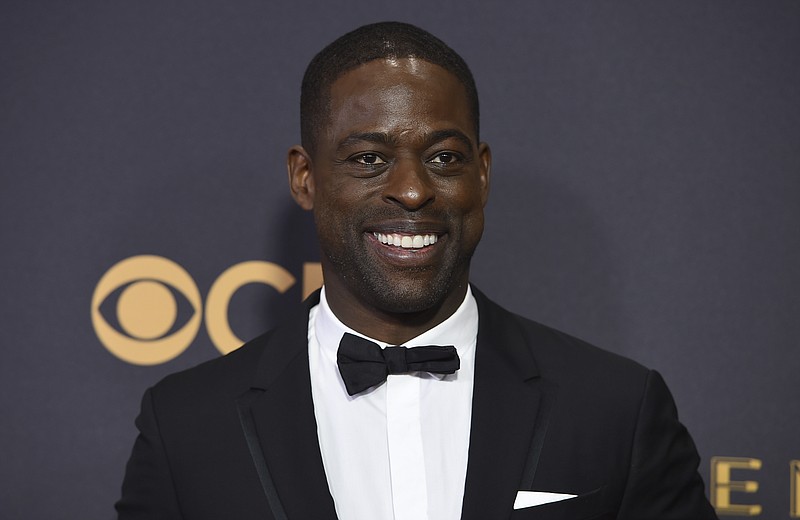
[{"xmin": 323, "ymin": 281, "xmax": 470, "ymax": 345}]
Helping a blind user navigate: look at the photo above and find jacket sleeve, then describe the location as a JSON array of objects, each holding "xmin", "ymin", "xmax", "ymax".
[
  {"xmin": 617, "ymin": 370, "xmax": 718, "ymax": 519},
  {"xmin": 115, "ymin": 387, "xmax": 184, "ymax": 520}
]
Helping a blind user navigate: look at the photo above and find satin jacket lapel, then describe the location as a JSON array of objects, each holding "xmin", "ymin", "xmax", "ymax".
[
  {"xmin": 461, "ymin": 288, "xmax": 557, "ymax": 520},
  {"xmin": 237, "ymin": 291, "xmax": 338, "ymax": 520}
]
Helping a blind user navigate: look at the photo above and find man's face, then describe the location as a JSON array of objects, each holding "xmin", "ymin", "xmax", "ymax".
[{"xmin": 290, "ymin": 58, "xmax": 490, "ymax": 318}]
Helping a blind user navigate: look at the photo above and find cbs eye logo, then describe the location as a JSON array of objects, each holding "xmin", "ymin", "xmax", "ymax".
[{"xmin": 91, "ymin": 255, "xmax": 321, "ymax": 365}]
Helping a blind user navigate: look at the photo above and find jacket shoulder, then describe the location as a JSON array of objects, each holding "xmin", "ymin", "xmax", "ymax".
[
  {"xmin": 148, "ymin": 330, "xmax": 275, "ymax": 410},
  {"xmin": 474, "ymin": 286, "xmax": 649, "ymax": 380},
  {"xmin": 517, "ymin": 311, "xmax": 648, "ymax": 376}
]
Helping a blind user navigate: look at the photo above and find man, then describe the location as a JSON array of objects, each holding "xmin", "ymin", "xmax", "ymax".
[{"xmin": 117, "ymin": 22, "xmax": 718, "ymax": 519}]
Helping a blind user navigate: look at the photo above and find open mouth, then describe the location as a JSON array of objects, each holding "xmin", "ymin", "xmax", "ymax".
[{"xmin": 372, "ymin": 232, "xmax": 439, "ymax": 249}]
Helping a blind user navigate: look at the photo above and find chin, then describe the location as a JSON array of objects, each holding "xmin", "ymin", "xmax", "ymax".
[
  {"xmin": 368, "ymin": 290, "xmax": 442, "ymax": 315},
  {"xmin": 358, "ymin": 268, "xmax": 465, "ymax": 316}
]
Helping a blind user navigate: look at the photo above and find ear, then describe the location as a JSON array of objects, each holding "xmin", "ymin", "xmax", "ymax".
[
  {"xmin": 287, "ymin": 145, "xmax": 315, "ymax": 210},
  {"xmin": 477, "ymin": 142, "xmax": 491, "ymax": 207}
]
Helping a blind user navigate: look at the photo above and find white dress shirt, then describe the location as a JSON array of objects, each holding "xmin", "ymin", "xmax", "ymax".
[{"xmin": 308, "ymin": 286, "xmax": 478, "ymax": 520}]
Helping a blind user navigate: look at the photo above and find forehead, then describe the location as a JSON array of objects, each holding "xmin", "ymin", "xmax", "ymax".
[{"xmin": 324, "ymin": 58, "xmax": 474, "ymax": 143}]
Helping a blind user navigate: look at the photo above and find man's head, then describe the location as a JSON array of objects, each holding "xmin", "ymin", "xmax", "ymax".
[
  {"xmin": 288, "ymin": 22, "xmax": 490, "ymax": 342},
  {"xmin": 300, "ymin": 21, "xmax": 480, "ymax": 156}
]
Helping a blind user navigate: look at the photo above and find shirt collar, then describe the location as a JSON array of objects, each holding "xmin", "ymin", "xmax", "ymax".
[{"xmin": 315, "ymin": 285, "xmax": 478, "ymax": 361}]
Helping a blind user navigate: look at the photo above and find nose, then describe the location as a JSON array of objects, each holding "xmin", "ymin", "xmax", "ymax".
[{"xmin": 382, "ymin": 158, "xmax": 435, "ymax": 211}]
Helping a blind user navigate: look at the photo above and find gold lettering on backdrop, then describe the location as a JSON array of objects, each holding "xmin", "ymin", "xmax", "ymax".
[
  {"xmin": 791, "ymin": 460, "xmax": 800, "ymax": 517},
  {"xmin": 91, "ymin": 255, "xmax": 202, "ymax": 365},
  {"xmin": 206, "ymin": 261, "xmax": 296, "ymax": 355},
  {"xmin": 711, "ymin": 457, "xmax": 763, "ymax": 516},
  {"xmin": 94, "ymin": 256, "xmax": 324, "ymax": 364}
]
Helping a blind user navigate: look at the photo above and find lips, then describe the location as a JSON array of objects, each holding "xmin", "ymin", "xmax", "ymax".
[{"xmin": 372, "ymin": 232, "xmax": 439, "ymax": 249}]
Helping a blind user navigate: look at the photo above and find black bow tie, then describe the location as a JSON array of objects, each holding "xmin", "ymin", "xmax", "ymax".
[{"xmin": 337, "ymin": 332, "xmax": 460, "ymax": 396}]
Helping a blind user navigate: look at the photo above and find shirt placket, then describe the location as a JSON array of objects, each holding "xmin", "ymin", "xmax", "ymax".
[{"xmin": 386, "ymin": 373, "xmax": 428, "ymax": 520}]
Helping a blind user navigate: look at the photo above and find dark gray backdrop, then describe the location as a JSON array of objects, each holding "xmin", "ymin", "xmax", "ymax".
[{"xmin": 1, "ymin": 1, "xmax": 798, "ymax": 518}]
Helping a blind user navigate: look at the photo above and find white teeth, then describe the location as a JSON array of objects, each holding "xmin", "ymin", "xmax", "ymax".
[{"xmin": 373, "ymin": 232, "xmax": 439, "ymax": 249}]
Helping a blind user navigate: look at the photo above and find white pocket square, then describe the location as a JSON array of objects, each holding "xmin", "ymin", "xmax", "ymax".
[{"xmin": 513, "ymin": 490, "xmax": 578, "ymax": 509}]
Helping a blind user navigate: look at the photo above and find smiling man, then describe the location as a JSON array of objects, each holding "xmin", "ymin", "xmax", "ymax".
[
  {"xmin": 288, "ymin": 54, "xmax": 489, "ymax": 343},
  {"xmin": 117, "ymin": 22, "xmax": 718, "ymax": 520}
]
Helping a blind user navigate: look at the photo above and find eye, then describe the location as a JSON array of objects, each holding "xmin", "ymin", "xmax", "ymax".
[
  {"xmin": 429, "ymin": 152, "xmax": 461, "ymax": 165},
  {"xmin": 352, "ymin": 153, "xmax": 387, "ymax": 165}
]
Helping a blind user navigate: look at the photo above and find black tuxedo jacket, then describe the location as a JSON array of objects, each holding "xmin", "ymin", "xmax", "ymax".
[{"xmin": 117, "ymin": 287, "xmax": 717, "ymax": 519}]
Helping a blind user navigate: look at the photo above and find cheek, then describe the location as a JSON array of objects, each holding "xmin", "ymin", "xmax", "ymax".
[
  {"xmin": 462, "ymin": 209, "xmax": 484, "ymax": 237},
  {"xmin": 312, "ymin": 199, "xmax": 340, "ymax": 235},
  {"xmin": 312, "ymin": 195, "xmax": 359, "ymax": 240},
  {"xmin": 453, "ymin": 189, "xmax": 486, "ymax": 235},
  {"xmin": 445, "ymin": 182, "xmax": 487, "ymax": 215}
]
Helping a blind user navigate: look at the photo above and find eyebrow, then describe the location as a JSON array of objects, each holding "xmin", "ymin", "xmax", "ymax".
[
  {"xmin": 336, "ymin": 129, "xmax": 474, "ymax": 153},
  {"xmin": 337, "ymin": 132, "xmax": 397, "ymax": 151},
  {"xmin": 427, "ymin": 129, "xmax": 474, "ymax": 153}
]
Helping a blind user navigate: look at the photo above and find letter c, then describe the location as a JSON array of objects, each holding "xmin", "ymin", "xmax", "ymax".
[{"xmin": 205, "ymin": 261, "xmax": 295, "ymax": 354}]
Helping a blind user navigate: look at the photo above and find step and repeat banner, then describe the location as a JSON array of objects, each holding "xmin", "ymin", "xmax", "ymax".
[{"xmin": 2, "ymin": 1, "xmax": 798, "ymax": 518}]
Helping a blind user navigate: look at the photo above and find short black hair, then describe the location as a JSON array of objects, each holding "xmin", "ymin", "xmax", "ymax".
[{"xmin": 300, "ymin": 21, "xmax": 480, "ymax": 154}]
